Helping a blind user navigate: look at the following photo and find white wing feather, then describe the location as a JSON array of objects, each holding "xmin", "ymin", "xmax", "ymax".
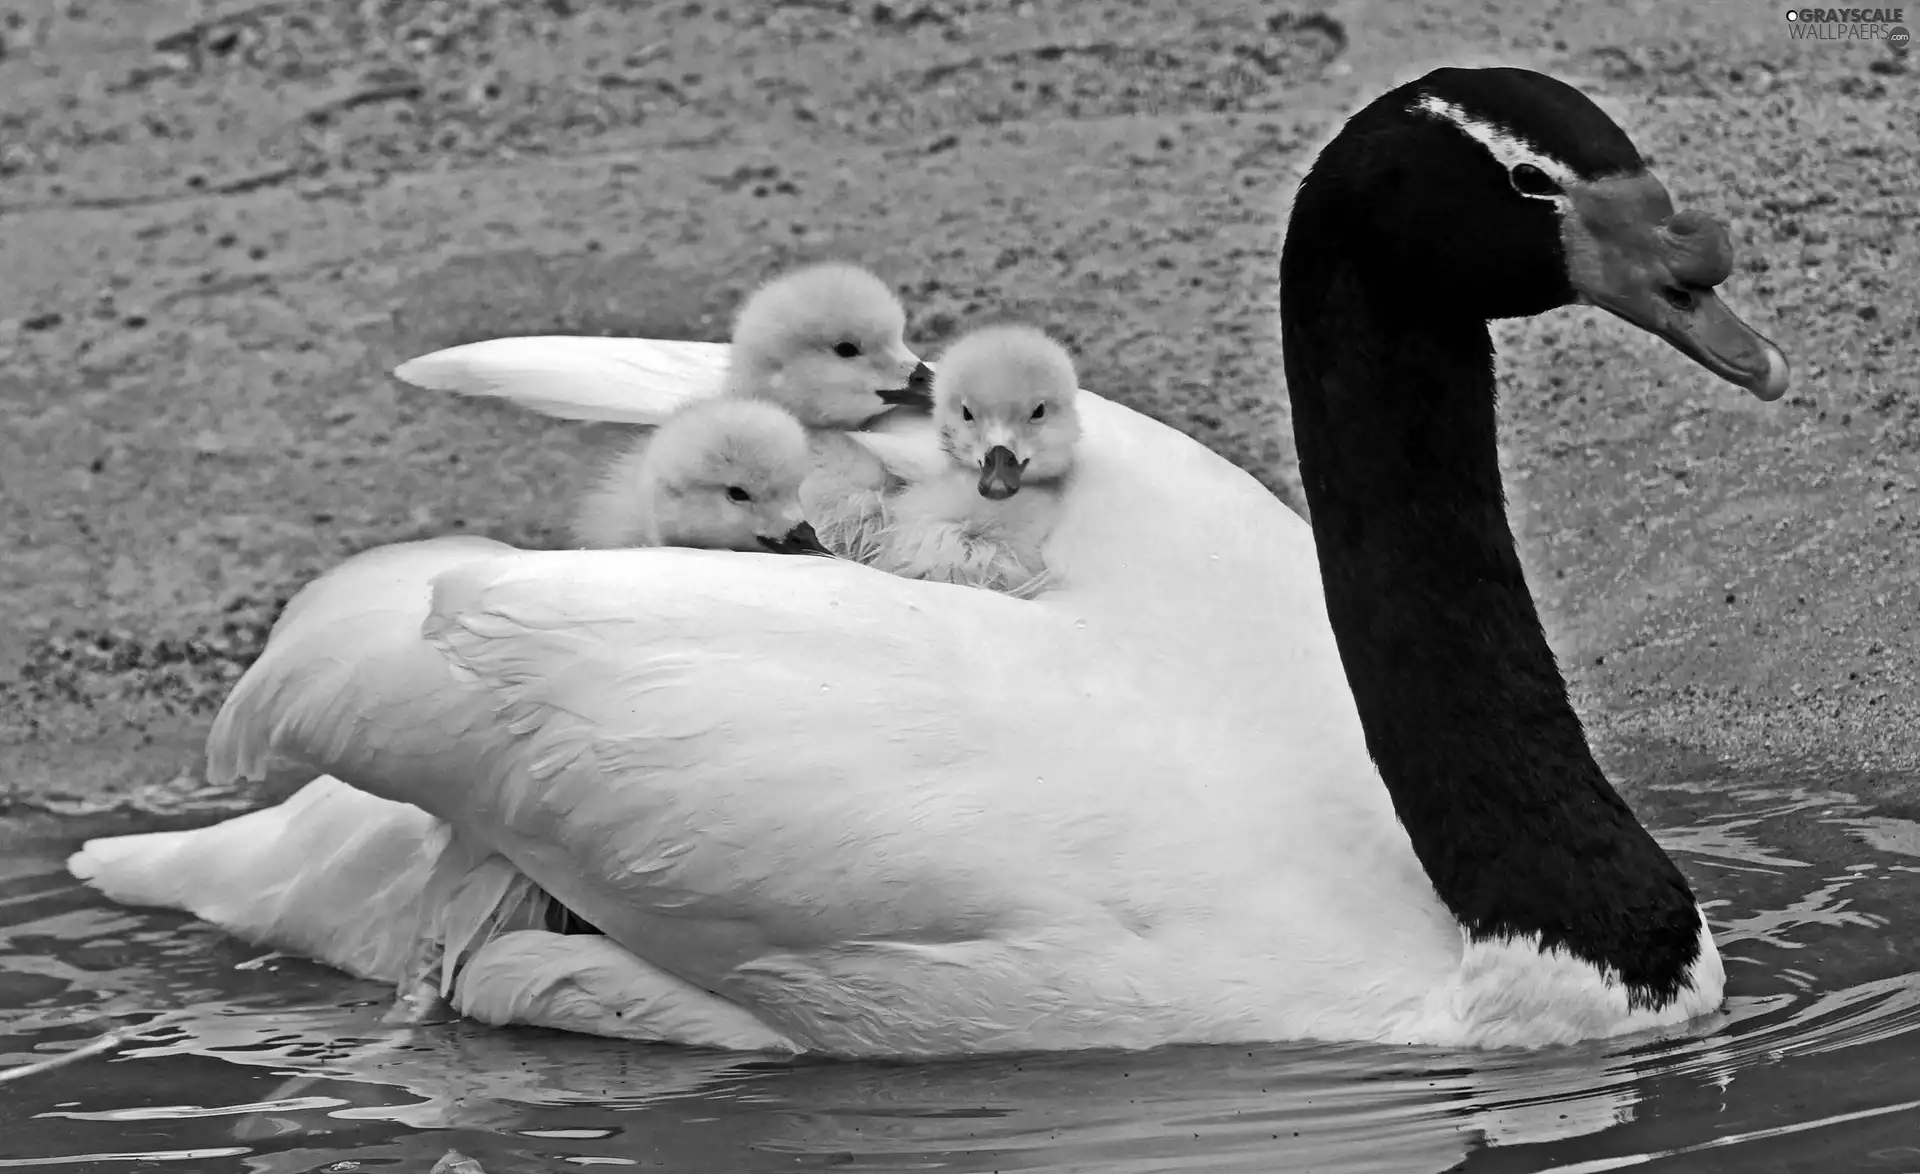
[{"xmin": 393, "ymin": 337, "xmax": 732, "ymax": 426}]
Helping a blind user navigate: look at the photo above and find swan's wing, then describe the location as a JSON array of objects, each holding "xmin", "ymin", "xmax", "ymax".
[
  {"xmin": 419, "ymin": 552, "xmax": 1223, "ymax": 1045},
  {"xmin": 205, "ymin": 535, "xmax": 522, "ymax": 808},
  {"xmin": 205, "ymin": 545, "xmax": 1192, "ymax": 1010},
  {"xmin": 393, "ymin": 337, "xmax": 731, "ymax": 426}
]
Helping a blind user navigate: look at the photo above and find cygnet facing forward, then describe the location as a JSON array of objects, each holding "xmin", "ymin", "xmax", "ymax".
[{"xmin": 871, "ymin": 324, "xmax": 1083, "ymax": 596}]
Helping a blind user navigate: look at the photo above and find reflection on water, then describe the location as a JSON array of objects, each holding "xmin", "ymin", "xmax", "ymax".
[{"xmin": 4, "ymin": 764, "xmax": 1920, "ymax": 1173}]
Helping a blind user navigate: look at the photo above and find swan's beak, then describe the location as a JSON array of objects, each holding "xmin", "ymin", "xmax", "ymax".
[
  {"xmin": 978, "ymin": 445, "xmax": 1026, "ymax": 500},
  {"xmin": 1562, "ymin": 174, "xmax": 1790, "ymax": 402},
  {"xmin": 878, "ymin": 362, "xmax": 935, "ymax": 410},
  {"xmin": 758, "ymin": 521, "xmax": 835, "ymax": 557}
]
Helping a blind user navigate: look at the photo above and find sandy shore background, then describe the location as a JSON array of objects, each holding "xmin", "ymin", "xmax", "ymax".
[{"xmin": 0, "ymin": 0, "xmax": 1913, "ymax": 821}]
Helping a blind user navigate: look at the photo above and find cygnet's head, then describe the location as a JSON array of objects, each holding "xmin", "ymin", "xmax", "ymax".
[
  {"xmin": 932, "ymin": 325, "xmax": 1082, "ymax": 500},
  {"xmin": 649, "ymin": 399, "xmax": 832, "ymax": 555},
  {"xmin": 727, "ymin": 262, "xmax": 932, "ymax": 429}
]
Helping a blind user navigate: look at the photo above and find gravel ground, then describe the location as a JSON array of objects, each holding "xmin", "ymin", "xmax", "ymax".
[{"xmin": 0, "ymin": 0, "xmax": 1914, "ymax": 819}]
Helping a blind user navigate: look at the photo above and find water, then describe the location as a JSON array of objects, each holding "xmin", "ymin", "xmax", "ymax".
[{"xmin": 5, "ymin": 760, "xmax": 1920, "ymax": 1173}]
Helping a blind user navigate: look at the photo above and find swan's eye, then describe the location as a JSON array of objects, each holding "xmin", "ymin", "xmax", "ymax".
[
  {"xmin": 833, "ymin": 341, "xmax": 862, "ymax": 359},
  {"xmin": 961, "ymin": 406, "xmax": 973, "ymax": 422},
  {"xmin": 727, "ymin": 486, "xmax": 753, "ymax": 503},
  {"xmin": 1509, "ymin": 164, "xmax": 1562, "ymax": 198},
  {"xmin": 1030, "ymin": 404, "xmax": 1046, "ymax": 420}
]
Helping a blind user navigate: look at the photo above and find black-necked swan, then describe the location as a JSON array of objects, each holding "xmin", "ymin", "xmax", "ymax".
[{"xmin": 70, "ymin": 66, "xmax": 1789, "ymax": 1058}]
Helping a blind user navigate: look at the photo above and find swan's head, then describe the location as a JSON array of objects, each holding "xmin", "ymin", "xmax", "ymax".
[
  {"xmin": 1289, "ymin": 66, "xmax": 1788, "ymax": 401},
  {"xmin": 728, "ymin": 262, "xmax": 932, "ymax": 429},
  {"xmin": 648, "ymin": 399, "xmax": 832, "ymax": 555},
  {"xmin": 931, "ymin": 325, "xmax": 1082, "ymax": 501}
]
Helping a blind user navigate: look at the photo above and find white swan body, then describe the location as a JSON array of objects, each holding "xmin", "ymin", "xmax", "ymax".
[{"xmin": 74, "ymin": 370, "xmax": 1723, "ymax": 1057}]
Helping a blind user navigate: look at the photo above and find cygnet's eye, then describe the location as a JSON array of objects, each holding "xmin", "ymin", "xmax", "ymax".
[
  {"xmin": 961, "ymin": 405, "xmax": 974, "ymax": 422},
  {"xmin": 1030, "ymin": 404, "xmax": 1046, "ymax": 421},
  {"xmin": 727, "ymin": 486, "xmax": 753, "ymax": 503},
  {"xmin": 832, "ymin": 341, "xmax": 862, "ymax": 359}
]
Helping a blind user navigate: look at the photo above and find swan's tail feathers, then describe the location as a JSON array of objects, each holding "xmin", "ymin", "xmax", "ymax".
[
  {"xmin": 67, "ymin": 829, "xmax": 205, "ymax": 912},
  {"xmin": 67, "ymin": 777, "xmax": 442, "ymax": 985},
  {"xmin": 393, "ymin": 336, "xmax": 732, "ymax": 427},
  {"xmin": 450, "ymin": 930, "xmax": 802, "ymax": 1051}
]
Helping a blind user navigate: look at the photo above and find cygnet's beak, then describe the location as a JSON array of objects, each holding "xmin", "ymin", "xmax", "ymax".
[
  {"xmin": 978, "ymin": 445, "xmax": 1027, "ymax": 500},
  {"xmin": 877, "ymin": 362, "xmax": 935, "ymax": 411},
  {"xmin": 758, "ymin": 521, "xmax": 835, "ymax": 557}
]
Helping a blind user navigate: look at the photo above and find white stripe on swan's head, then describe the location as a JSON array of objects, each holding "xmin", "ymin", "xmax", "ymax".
[{"xmin": 1409, "ymin": 93, "xmax": 1581, "ymax": 209}]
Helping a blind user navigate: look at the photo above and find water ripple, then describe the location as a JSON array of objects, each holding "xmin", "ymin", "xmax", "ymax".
[{"xmin": 4, "ymin": 775, "xmax": 1920, "ymax": 1174}]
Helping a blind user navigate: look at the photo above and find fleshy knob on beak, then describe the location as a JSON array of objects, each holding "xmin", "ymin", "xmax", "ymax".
[{"xmin": 1656, "ymin": 209, "xmax": 1735, "ymax": 288}]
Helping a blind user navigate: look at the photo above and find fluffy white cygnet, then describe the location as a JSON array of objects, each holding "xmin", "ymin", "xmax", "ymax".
[
  {"xmin": 572, "ymin": 397, "xmax": 830, "ymax": 555},
  {"xmin": 870, "ymin": 324, "xmax": 1082, "ymax": 596}
]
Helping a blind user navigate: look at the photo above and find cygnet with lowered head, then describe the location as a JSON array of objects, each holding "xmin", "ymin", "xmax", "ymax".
[
  {"xmin": 871, "ymin": 324, "xmax": 1083, "ymax": 596},
  {"xmin": 573, "ymin": 397, "xmax": 831, "ymax": 556}
]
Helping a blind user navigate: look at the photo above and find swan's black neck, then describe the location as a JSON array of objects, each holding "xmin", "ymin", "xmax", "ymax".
[{"xmin": 1280, "ymin": 246, "xmax": 1702, "ymax": 1008}]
